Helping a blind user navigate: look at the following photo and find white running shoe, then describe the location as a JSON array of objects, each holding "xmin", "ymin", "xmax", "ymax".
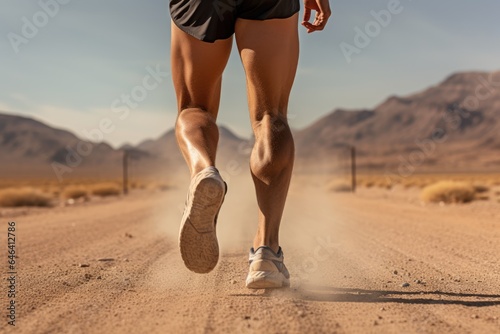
[
  {"xmin": 245, "ymin": 246, "xmax": 290, "ymax": 289},
  {"xmin": 179, "ymin": 166, "xmax": 226, "ymax": 273}
]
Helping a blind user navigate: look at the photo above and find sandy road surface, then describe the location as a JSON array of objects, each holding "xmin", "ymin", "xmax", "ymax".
[{"xmin": 1, "ymin": 176, "xmax": 499, "ymax": 334}]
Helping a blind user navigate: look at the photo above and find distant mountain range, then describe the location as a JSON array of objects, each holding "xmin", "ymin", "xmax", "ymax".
[
  {"xmin": 295, "ymin": 71, "xmax": 500, "ymax": 173},
  {"xmin": 1, "ymin": 71, "xmax": 499, "ymax": 180},
  {"xmin": 0, "ymin": 113, "xmax": 248, "ymax": 180},
  {"xmin": 0, "ymin": 113, "xmax": 122, "ymax": 179}
]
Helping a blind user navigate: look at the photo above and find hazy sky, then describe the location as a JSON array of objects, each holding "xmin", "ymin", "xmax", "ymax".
[{"xmin": 1, "ymin": 0, "xmax": 499, "ymax": 147}]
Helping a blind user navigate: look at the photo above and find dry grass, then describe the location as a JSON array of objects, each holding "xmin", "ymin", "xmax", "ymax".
[
  {"xmin": 45, "ymin": 186, "xmax": 62, "ymax": 197},
  {"xmin": 356, "ymin": 176, "xmax": 395, "ymax": 189},
  {"xmin": 472, "ymin": 184, "xmax": 490, "ymax": 194},
  {"xmin": 91, "ymin": 183, "xmax": 121, "ymax": 197},
  {"xmin": 0, "ymin": 177, "xmax": 176, "ymax": 206},
  {"xmin": 378, "ymin": 180, "xmax": 393, "ymax": 189},
  {"xmin": 0, "ymin": 187, "xmax": 53, "ymax": 207},
  {"xmin": 0, "ymin": 177, "xmax": 175, "ymax": 202},
  {"xmin": 420, "ymin": 181, "xmax": 476, "ymax": 204},
  {"xmin": 62, "ymin": 186, "xmax": 89, "ymax": 200},
  {"xmin": 476, "ymin": 195, "xmax": 490, "ymax": 201},
  {"xmin": 328, "ymin": 180, "xmax": 353, "ymax": 192},
  {"xmin": 355, "ymin": 173, "xmax": 500, "ymax": 191},
  {"xmin": 363, "ymin": 180, "xmax": 375, "ymax": 188},
  {"xmin": 130, "ymin": 181, "xmax": 149, "ymax": 190},
  {"xmin": 401, "ymin": 179, "xmax": 431, "ymax": 189}
]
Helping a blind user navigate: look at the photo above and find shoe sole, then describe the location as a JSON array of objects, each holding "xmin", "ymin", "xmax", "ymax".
[
  {"xmin": 246, "ymin": 271, "xmax": 290, "ymax": 289},
  {"xmin": 179, "ymin": 176, "xmax": 225, "ymax": 274}
]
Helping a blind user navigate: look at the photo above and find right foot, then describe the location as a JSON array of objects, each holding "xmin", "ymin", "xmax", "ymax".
[
  {"xmin": 179, "ymin": 166, "xmax": 226, "ymax": 273},
  {"xmin": 245, "ymin": 246, "xmax": 290, "ymax": 289}
]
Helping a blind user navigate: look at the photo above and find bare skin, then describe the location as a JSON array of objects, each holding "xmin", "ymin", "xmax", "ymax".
[
  {"xmin": 303, "ymin": 0, "xmax": 332, "ymax": 33},
  {"xmin": 171, "ymin": 28, "xmax": 232, "ymax": 177},
  {"xmin": 172, "ymin": 0, "xmax": 331, "ymax": 254},
  {"xmin": 235, "ymin": 15, "xmax": 299, "ymax": 252}
]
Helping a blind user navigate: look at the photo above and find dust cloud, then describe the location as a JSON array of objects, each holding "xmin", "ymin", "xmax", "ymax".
[{"xmin": 152, "ymin": 165, "xmax": 348, "ymax": 288}]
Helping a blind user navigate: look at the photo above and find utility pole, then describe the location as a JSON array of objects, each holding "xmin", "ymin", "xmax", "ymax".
[
  {"xmin": 123, "ymin": 150, "xmax": 129, "ymax": 195},
  {"xmin": 351, "ymin": 146, "xmax": 356, "ymax": 193}
]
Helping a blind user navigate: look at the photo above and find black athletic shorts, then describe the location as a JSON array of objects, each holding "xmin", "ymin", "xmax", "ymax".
[{"xmin": 170, "ymin": 0, "xmax": 300, "ymax": 43}]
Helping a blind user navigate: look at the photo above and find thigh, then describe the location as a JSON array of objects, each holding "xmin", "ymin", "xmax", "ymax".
[
  {"xmin": 171, "ymin": 22, "xmax": 233, "ymax": 117},
  {"xmin": 234, "ymin": 14, "xmax": 299, "ymax": 121}
]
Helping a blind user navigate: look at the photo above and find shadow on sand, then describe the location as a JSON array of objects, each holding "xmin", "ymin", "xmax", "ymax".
[{"xmin": 232, "ymin": 285, "xmax": 500, "ymax": 307}]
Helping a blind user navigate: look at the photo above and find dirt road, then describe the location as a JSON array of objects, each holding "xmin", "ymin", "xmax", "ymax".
[{"xmin": 1, "ymin": 176, "xmax": 499, "ymax": 333}]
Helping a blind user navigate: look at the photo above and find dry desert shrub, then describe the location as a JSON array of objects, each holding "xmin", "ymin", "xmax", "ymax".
[
  {"xmin": 357, "ymin": 176, "xmax": 376, "ymax": 188},
  {"xmin": 91, "ymin": 183, "xmax": 121, "ymax": 197},
  {"xmin": 374, "ymin": 179, "xmax": 392, "ymax": 189},
  {"xmin": 63, "ymin": 186, "xmax": 89, "ymax": 200},
  {"xmin": 47, "ymin": 186, "xmax": 60, "ymax": 195},
  {"xmin": 363, "ymin": 180, "xmax": 375, "ymax": 188},
  {"xmin": 473, "ymin": 184, "xmax": 490, "ymax": 194},
  {"xmin": 328, "ymin": 180, "xmax": 352, "ymax": 192},
  {"xmin": 418, "ymin": 179, "xmax": 433, "ymax": 188},
  {"xmin": 353, "ymin": 175, "xmax": 393, "ymax": 189},
  {"xmin": 0, "ymin": 187, "xmax": 53, "ymax": 207},
  {"xmin": 130, "ymin": 181, "xmax": 150, "ymax": 190},
  {"xmin": 421, "ymin": 181, "xmax": 476, "ymax": 204},
  {"xmin": 402, "ymin": 179, "xmax": 419, "ymax": 189}
]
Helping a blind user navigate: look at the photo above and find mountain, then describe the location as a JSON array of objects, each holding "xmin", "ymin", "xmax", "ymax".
[
  {"xmin": 0, "ymin": 113, "xmax": 247, "ymax": 180},
  {"xmin": 0, "ymin": 113, "xmax": 124, "ymax": 179},
  {"xmin": 294, "ymin": 71, "xmax": 500, "ymax": 173},
  {"xmin": 1, "ymin": 71, "xmax": 499, "ymax": 180}
]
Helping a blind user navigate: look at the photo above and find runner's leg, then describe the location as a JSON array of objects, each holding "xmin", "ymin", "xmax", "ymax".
[
  {"xmin": 171, "ymin": 23, "xmax": 233, "ymax": 177},
  {"xmin": 235, "ymin": 14, "xmax": 299, "ymax": 253},
  {"xmin": 172, "ymin": 23, "xmax": 233, "ymax": 273}
]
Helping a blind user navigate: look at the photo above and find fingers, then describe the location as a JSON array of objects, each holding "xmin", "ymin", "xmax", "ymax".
[
  {"xmin": 316, "ymin": 0, "xmax": 331, "ymax": 21},
  {"xmin": 302, "ymin": 13, "xmax": 329, "ymax": 33},
  {"xmin": 301, "ymin": 0, "xmax": 331, "ymax": 33},
  {"xmin": 302, "ymin": 7, "xmax": 311, "ymax": 25}
]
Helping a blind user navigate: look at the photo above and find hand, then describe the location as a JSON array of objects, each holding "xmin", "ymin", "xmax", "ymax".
[{"xmin": 302, "ymin": 0, "xmax": 331, "ymax": 33}]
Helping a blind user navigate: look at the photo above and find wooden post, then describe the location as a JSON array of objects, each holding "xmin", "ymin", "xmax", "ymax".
[
  {"xmin": 351, "ymin": 146, "xmax": 356, "ymax": 193},
  {"xmin": 123, "ymin": 150, "xmax": 128, "ymax": 195}
]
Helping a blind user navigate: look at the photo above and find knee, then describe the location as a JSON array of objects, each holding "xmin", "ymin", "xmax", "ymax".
[
  {"xmin": 176, "ymin": 107, "xmax": 217, "ymax": 132},
  {"xmin": 177, "ymin": 107, "xmax": 214, "ymax": 122}
]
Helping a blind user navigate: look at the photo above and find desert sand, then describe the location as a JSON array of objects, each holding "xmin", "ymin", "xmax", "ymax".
[{"xmin": 1, "ymin": 174, "xmax": 499, "ymax": 334}]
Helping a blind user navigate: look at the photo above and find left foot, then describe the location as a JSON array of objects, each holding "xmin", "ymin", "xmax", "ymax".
[{"xmin": 179, "ymin": 166, "xmax": 226, "ymax": 273}]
